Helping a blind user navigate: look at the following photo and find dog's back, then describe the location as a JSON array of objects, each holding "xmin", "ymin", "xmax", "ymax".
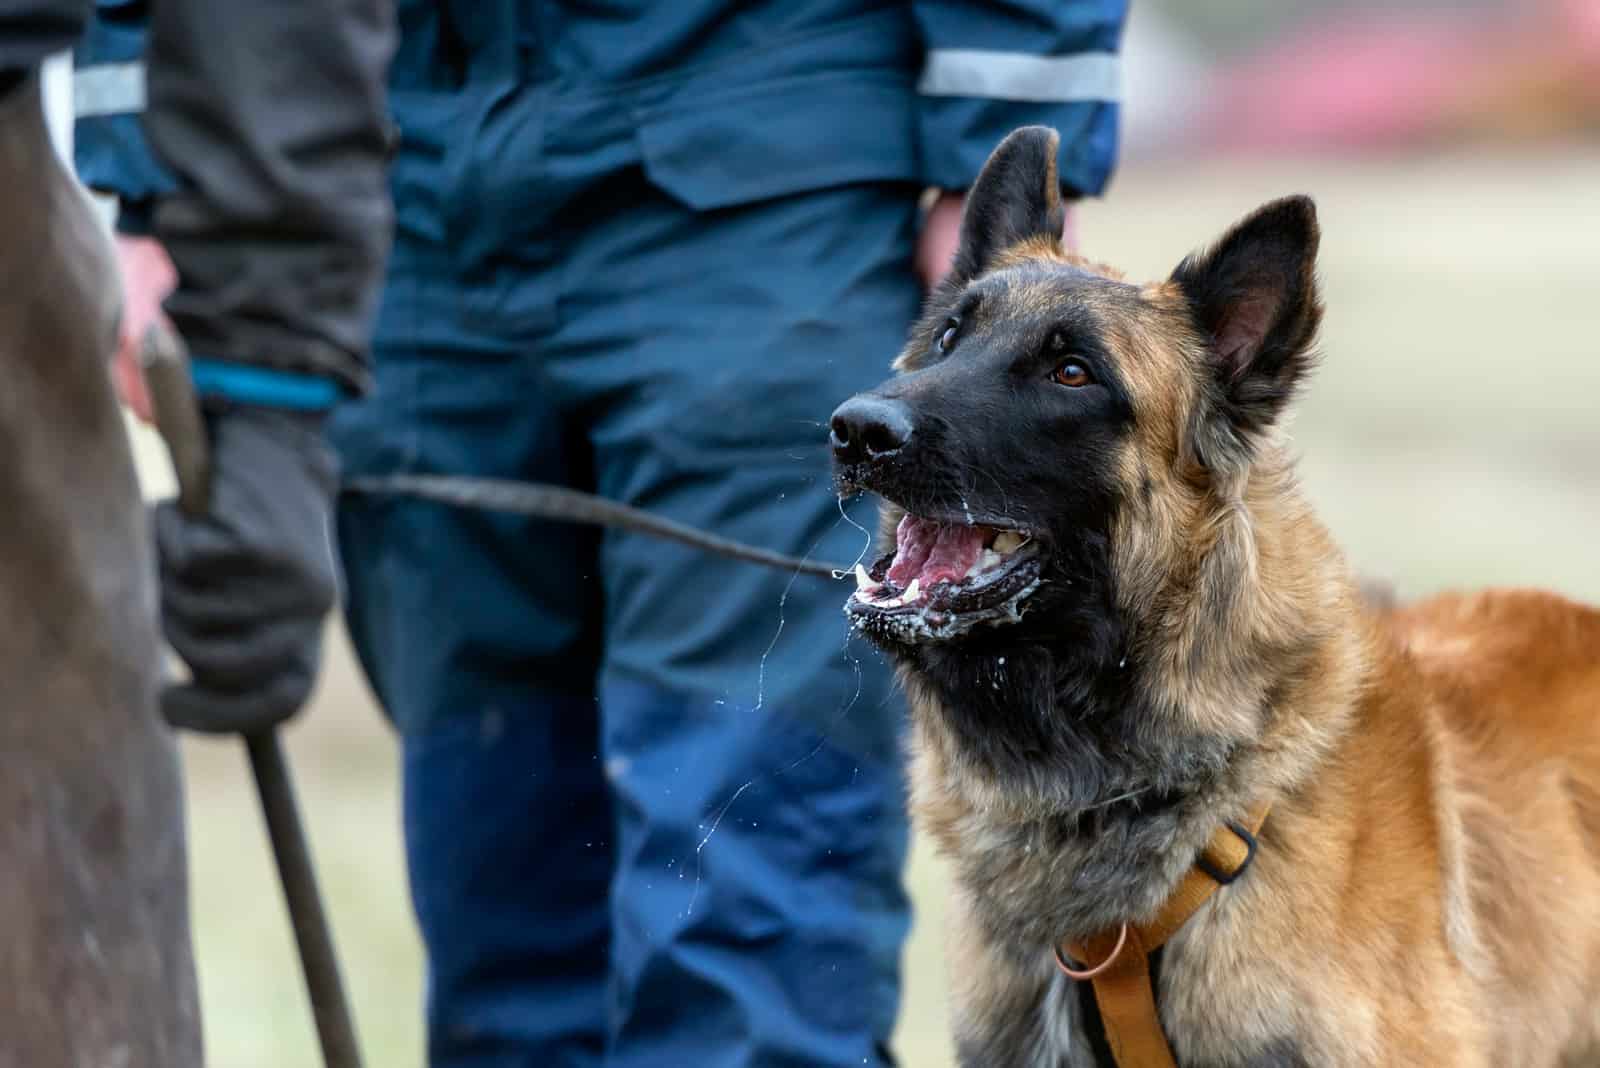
[
  {"xmin": 1391, "ymin": 589, "xmax": 1600, "ymax": 850},
  {"xmin": 1373, "ymin": 590, "xmax": 1600, "ymax": 1062},
  {"xmin": 1152, "ymin": 593, "xmax": 1600, "ymax": 1066},
  {"xmin": 1401, "ymin": 591, "xmax": 1600, "ymax": 1042}
]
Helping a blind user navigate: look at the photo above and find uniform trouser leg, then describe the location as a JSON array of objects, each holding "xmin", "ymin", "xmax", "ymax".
[
  {"xmin": 547, "ymin": 178, "xmax": 924, "ymax": 1068},
  {"xmin": 332, "ymin": 261, "xmax": 613, "ymax": 1067},
  {"xmin": 333, "ymin": 178, "xmax": 924, "ymax": 1066}
]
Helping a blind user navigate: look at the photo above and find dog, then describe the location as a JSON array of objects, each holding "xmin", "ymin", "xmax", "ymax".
[{"xmin": 829, "ymin": 126, "xmax": 1600, "ymax": 1067}]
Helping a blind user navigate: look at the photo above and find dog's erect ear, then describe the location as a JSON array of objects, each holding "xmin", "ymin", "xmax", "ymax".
[
  {"xmin": 950, "ymin": 126, "xmax": 1064, "ymax": 283},
  {"xmin": 1171, "ymin": 196, "xmax": 1323, "ymax": 449}
]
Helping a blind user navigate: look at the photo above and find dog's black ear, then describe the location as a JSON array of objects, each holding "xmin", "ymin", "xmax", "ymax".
[
  {"xmin": 1171, "ymin": 196, "xmax": 1323, "ymax": 449},
  {"xmin": 950, "ymin": 126, "xmax": 1064, "ymax": 283}
]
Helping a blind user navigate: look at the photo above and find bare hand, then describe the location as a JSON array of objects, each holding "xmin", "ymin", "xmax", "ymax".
[
  {"xmin": 913, "ymin": 189, "xmax": 1081, "ymax": 291},
  {"xmin": 111, "ymin": 234, "xmax": 178, "ymax": 424}
]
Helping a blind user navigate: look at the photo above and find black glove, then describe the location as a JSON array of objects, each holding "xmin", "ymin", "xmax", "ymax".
[{"xmin": 156, "ymin": 406, "xmax": 338, "ymax": 734}]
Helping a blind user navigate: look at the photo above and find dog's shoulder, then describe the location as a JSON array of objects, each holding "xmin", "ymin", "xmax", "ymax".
[{"xmin": 1383, "ymin": 587, "xmax": 1600, "ymax": 740}]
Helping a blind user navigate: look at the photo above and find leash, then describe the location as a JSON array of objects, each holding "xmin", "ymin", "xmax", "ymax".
[
  {"xmin": 144, "ymin": 327, "xmax": 364, "ymax": 1068},
  {"xmin": 1055, "ymin": 802, "xmax": 1272, "ymax": 1068},
  {"xmin": 342, "ymin": 473, "xmax": 850, "ymax": 580},
  {"xmin": 145, "ymin": 346, "xmax": 848, "ymax": 1064}
]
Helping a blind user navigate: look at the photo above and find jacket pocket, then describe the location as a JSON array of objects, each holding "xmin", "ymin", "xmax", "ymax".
[{"xmin": 636, "ymin": 72, "xmax": 920, "ymax": 213}]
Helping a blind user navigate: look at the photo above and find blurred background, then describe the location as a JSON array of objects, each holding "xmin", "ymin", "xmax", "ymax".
[{"xmin": 57, "ymin": 0, "xmax": 1600, "ymax": 1063}]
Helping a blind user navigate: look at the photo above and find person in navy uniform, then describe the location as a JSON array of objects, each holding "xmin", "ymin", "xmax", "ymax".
[{"xmin": 79, "ymin": 2, "xmax": 1128, "ymax": 1064}]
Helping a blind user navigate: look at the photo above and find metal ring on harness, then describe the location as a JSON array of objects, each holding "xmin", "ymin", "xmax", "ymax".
[{"xmin": 1054, "ymin": 923, "xmax": 1129, "ymax": 981}]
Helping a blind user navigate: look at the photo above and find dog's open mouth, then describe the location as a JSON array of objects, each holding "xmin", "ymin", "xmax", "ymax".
[{"xmin": 845, "ymin": 513, "xmax": 1043, "ymax": 642}]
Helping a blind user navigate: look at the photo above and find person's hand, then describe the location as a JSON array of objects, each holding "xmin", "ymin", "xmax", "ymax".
[
  {"xmin": 111, "ymin": 234, "xmax": 178, "ymax": 423},
  {"xmin": 157, "ymin": 407, "xmax": 338, "ymax": 734},
  {"xmin": 913, "ymin": 189, "xmax": 1081, "ymax": 290}
]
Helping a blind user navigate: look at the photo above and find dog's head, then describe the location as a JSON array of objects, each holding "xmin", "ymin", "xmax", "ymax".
[
  {"xmin": 832, "ymin": 129, "xmax": 1331, "ymax": 808},
  {"xmin": 832, "ymin": 127, "xmax": 1328, "ymax": 803}
]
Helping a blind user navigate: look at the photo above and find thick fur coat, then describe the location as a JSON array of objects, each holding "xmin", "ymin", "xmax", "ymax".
[{"xmin": 829, "ymin": 126, "xmax": 1600, "ymax": 1066}]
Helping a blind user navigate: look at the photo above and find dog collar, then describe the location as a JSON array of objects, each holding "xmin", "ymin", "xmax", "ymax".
[{"xmin": 1054, "ymin": 801, "xmax": 1271, "ymax": 1068}]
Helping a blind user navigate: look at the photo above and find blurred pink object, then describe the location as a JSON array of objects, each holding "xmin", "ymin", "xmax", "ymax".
[{"xmin": 1203, "ymin": 0, "xmax": 1600, "ymax": 152}]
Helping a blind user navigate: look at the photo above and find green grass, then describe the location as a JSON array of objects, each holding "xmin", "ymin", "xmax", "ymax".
[{"xmin": 132, "ymin": 149, "xmax": 1600, "ymax": 1068}]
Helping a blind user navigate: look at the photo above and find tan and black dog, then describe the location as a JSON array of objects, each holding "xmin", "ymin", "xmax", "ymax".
[{"xmin": 829, "ymin": 126, "xmax": 1600, "ymax": 1067}]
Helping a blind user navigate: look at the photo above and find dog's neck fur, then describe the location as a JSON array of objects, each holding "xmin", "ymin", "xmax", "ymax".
[{"xmin": 904, "ymin": 439, "xmax": 1371, "ymax": 959}]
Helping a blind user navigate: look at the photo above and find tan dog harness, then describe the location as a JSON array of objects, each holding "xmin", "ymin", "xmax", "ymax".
[{"xmin": 1055, "ymin": 803, "xmax": 1272, "ymax": 1068}]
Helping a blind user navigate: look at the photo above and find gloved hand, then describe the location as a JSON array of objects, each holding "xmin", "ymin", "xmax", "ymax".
[{"xmin": 156, "ymin": 405, "xmax": 338, "ymax": 734}]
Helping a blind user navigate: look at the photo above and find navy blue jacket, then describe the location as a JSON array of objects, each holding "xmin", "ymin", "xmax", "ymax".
[{"xmin": 76, "ymin": 0, "xmax": 1127, "ymax": 389}]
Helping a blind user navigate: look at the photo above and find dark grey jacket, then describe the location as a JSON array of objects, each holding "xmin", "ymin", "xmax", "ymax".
[{"xmin": 71, "ymin": 0, "xmax": 396, "ymax": 393}]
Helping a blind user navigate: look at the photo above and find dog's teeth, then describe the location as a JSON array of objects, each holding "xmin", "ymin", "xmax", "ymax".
[
  {"xmin": 854, "ymin": 564, "xmax": 881, "ymax": 594},
  {"xmin": 993, "ymin": 531, "xmax": 1024, "ymax": 555},
  {"xmin": 904, "ymin": 578, "xmax": 921, "ymax": 602}
]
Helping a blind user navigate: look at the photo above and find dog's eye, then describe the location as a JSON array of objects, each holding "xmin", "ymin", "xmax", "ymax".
[
  {"xmin": 938, "ymin": 318, "xmax": 961, "ymax": 353},
  {"xmin": 1050, "ymin": 361, "xmax": 1093, "ymax": 388}
]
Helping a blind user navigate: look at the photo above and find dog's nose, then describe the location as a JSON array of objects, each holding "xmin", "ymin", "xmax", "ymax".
[{"xmin": 830, "ymin": 395, "xmax": 913, "ymax": 464}]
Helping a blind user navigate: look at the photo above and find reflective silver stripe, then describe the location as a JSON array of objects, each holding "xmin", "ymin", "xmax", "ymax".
[
  {"xmin": 918, "ymin": 50, "xmax": 1121, "ymax": 103},
  {"xmin": 73, "ymin": 61, "xmax": 146, "ymax": 118}
]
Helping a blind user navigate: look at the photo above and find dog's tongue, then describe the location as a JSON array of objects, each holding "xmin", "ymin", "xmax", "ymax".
[{"xmin": 887, "ymin": 515, "xmax": 985, "ymax": 588}]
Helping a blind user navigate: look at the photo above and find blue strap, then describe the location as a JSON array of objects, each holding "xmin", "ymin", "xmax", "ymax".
[{"xmin": 190, "ymin": 358, "xmax": 341, "ymax": 411}]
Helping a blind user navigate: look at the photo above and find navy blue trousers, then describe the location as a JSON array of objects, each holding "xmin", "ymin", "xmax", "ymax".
[{"xmin": 331, "ymin": 171, "xmax": 922, "ymax": 1067}]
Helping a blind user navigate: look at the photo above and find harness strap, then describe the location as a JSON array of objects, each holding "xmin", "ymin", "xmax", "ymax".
[{"xmin": 1056, "ymin": 802, "xmax": 1271, "ymax": 1068}]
